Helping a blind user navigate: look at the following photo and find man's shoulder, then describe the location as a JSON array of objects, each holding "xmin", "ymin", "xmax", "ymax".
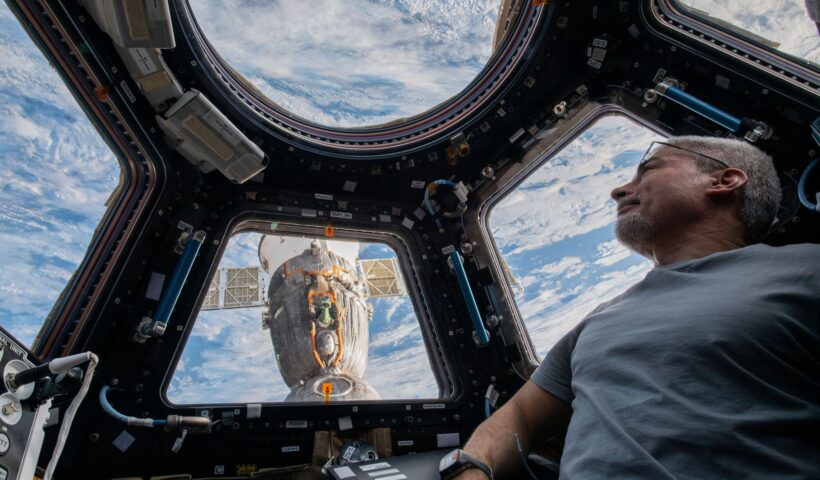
[{"xmin": 741, "ymin": 242, "xmax": 820, "ymax": 262}]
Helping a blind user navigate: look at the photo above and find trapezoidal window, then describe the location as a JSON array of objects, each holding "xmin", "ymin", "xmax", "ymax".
[
  {"xmin": 674, "ymin": 0, "xmax": 820, "ymax": 65},
  {"xmin": 190, "ymin": 0, "xmax": 502, "ymax": 128},
  {"xmin": 488, "ymin": 116, "xmax": 660, "ymax": 359},
  {"xmin": 167, "ymin": 230, "xmax": 441, "ymax": 404},
  {"xmin": 0, "ymin": 4, "xmax": 121, "ymax": 347}
]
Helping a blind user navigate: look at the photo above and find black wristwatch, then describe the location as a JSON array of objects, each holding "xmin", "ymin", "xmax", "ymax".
[{"xmin": 439, "ymin": 448, "xmax": 494, "ymax": 479}]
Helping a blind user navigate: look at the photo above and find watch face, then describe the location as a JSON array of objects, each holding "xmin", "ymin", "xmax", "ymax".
[{"xmin": 439, "ymin": 449, "xmax": 460, "ymax": 471}]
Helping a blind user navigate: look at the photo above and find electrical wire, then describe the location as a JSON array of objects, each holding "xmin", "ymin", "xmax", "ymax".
[
  {"xmin": 514, "ymin": 433, "xmax": 541, "ymax": 480},
  {"xmin": 798, "ymin": 158, "xmax": 819, "ymax": 211},
  {"xmin": 99, "ymin": 385, "xmax": 167, "ymax": 427},
  {"xmin": 43, "ymin": 353, "xmax": 98, "ymax": 480}
]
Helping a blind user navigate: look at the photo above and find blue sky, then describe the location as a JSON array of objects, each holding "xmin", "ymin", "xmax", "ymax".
[{"xmin": 1, "ymin": 1, "xmax": 817, "ymax": 402}]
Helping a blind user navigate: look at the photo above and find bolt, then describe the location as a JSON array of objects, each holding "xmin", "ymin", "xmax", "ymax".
[
  {"xmin": 643, "ymin": 89, "xmax": 658, "ymax": 103},
  {"xmin": 90, "ymin": 433, "xmax": 100, "ymax": 442},
  {"xmin": 2, "ymin": 401, "xmax": 20, "ymax": 415}
]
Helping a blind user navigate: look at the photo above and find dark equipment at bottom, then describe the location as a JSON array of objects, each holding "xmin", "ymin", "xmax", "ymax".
[{"xmin": 326, "ymin": 450, "xmax": 446, "ymax": 480}]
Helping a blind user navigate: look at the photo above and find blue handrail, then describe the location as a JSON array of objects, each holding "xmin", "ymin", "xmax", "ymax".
[
  {"xmin": 450, "ymin": 251, "xmax": 490, "ymax": 346},
  {"xmin": 655, "ymin": 82, "xmax": 742, "ymax": 133}
]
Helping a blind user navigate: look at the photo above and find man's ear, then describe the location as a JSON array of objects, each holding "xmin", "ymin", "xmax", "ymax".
[{"xmin": 706, "ymin": 167, "xmax": 747, "ymax": 197}]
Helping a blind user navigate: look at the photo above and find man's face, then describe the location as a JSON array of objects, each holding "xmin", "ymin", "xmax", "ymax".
[{"xmin": 610, "ymin": 145, "xmax": 715, "ymax": 256}]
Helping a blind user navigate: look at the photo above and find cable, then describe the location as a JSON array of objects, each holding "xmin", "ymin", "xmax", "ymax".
[
  {"xmin": 514, "ymin": 433, "xmax": 541, "ymax": 480},
  {"xmin": 484, "ymin": 384, "xmax": 496, "ymax": 419},
  {"xmin": 798, "ymin": 158, "xmax": 819, "ymax": 211},
  {"xmin": 99, "ymin": 385, "xmax": 167, "ymax": 427},
  {"xmin": 423, "ymin": 179, "xmax": 468, "ymax": 231},
  {"xmin": 42, "ymin": 353, "xmax": 98, "ymax": 480}
]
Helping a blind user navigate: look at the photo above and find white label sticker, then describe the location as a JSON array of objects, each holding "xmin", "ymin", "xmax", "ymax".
[
  {"xmin": 282, "ymin": 445, "xmax": 300, "ymax": 452},
  {"xmin": 246, "ymin": 403, "xmax": 262, "ymax": 419},
  {"xmin": 440, "ymin": 246, "xmax": 455, "ymax": 255},
  {"xmin": 397, "ymin": 440, "xmax": 414, "ymax": 447},
  {"xmin": 315, "ymin": 193, "xmax": 333, "ymax": 201},
  {"xmin": 410, "ymin": 180, "xmax": 426, "ymax": 189},
  {"xmin": 145, "ymin": 272, "xmax": 165, "ymax": 301},
  {"xmin": 342, "ymin": 446, "xmax": 356, "ymax": 460},
  {"xmin": 343, "ymin": 180, "xmax": 357, "ymax": 192},
  {"xmin": 359, "ymin": 462, "xmax": 391, "ymax": 471},
  {"xmin": 509, "ymin": 128, "xmax": 526, "ymax": 143},
  {"xmin": 401, "ymin": 217, "xmax": 415, "ymax": 229},
  {"xmin": 592, "ymin": 38, "xmax": 608, "ymax": 48},
  {"xmin": 379, "ymin": 214, "xmax": 391, "ymax": 223},
  {"xmin": 369, "ymin": 468, "xmax": 401, "ymax": 477},
  {"xmin": 119, "ymin": 80, "xmax": 136, "ymax": 103},
  {"xmin": 113, "ymin": 430, "xmax": 136, "ymax": 452},
  {"xmin": 437, "ymin": 432, "xmax": 460, "ymax": 448},
  {"xmin": 333, "ymin": 466, "xmax": 356, "ymax": 479},
  {"xmin": 330, "ymin": 211, "xmax": 353, "ymax": 220},
  {"xmin": 422, "ymin": 403, "xmax": 446, "ymax": 410},
  {"xmin": 300, "ymin": 209, "xmax": 317, "ymax": 218},
  {"xmin": 286, "ymin": 420, "xmax": 308, "ymax": 428}
]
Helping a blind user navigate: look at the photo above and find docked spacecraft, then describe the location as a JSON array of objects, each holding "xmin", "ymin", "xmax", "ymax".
[{"xmin": 258, "ymin": 236, "xmax": 378, "ymax": 402}]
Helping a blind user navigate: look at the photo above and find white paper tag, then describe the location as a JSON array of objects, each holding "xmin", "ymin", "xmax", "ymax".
[
  {"xmin": 113, "ymin": 430, "xmax": 136, "ymax": 452},
  {"xmin": 333, "ymin": 466, "xmax": 356, "ymax": 479},
  {"xmin": 360, "ymin": 462, "xmax": 391, "ymax": 471},
  {"xmin": 331, "ymin": 211, "xmax": 353, "ymax": 220},
  {"xmin": 436, "ymin": 432, "xmax": 460, "ymax": 448}
]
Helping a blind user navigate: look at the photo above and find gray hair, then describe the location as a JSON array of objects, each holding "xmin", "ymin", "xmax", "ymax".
[{"xmin": 667, "ymin": 136, "xmax": 781, "ymax": 243}]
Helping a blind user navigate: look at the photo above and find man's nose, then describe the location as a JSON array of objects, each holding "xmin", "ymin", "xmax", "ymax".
[{"xmin": 611, "ymin": 182, "xmax": 633, "ymax": 201}]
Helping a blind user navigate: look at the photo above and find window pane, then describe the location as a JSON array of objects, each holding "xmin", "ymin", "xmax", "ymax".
[
  {"xmin": 191, "ymin": 0, "xmax": 501, "ymax": 128},
  {"xmin": 489, "ymin": 117, "xmax": 659, "ymax": 359},
  {"xmin": 0, "ymin": 5, "xmax": 120, "ymax": 346},
  {"xmin": 676, "ymin": 0, "xmax": 820, "ymax": 64},
  {"xmin": 168, "ymin": 232, "xmax": 440, "ymax": 404}
]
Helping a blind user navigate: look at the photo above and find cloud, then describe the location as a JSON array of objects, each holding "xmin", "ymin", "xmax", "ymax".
[
  {"xmin": 683, "ymin": 0, "xmax": 819, "ymax": 63},
  {"xmin": 490, "ymin": 116, "xmax": 663, "ymax": 256},
  {"xmin": 191, "ymin": 0, "xmax": 499, "ymax": 127}
]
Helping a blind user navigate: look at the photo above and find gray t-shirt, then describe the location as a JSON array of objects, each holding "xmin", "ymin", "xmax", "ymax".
[{"xmin": 532, "ymin": 243, "xmax": 820, "ymax": 479}]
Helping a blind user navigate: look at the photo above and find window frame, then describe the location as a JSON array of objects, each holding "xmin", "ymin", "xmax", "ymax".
[
  {"xmin": 647, "ymin": 0, "xmax": 820, "ymax": 94},
  {"xmin": 478, "ymin": 106, "xmax": 667, "ymax": 368},
  {"xmin": 161, "ymin": 218, "xmax": 454, "ymax": 407}
]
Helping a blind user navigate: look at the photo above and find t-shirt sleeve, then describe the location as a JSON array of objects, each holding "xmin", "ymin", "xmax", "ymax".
[{"xmin": 530, "ymin": 327, "xmax": 580, "ymax": 404}]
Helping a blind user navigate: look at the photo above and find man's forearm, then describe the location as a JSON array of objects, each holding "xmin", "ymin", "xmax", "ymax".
[{"xmin": 462, "ymin": 398, "xmax": 532, "ymax": 478}]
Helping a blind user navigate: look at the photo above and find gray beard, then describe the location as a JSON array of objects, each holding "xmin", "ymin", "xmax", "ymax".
[{"xmin": 615, "ymin": 212, "xmax": 657, "ymax": 254}]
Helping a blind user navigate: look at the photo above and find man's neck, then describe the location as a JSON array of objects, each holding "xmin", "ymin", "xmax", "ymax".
[{"xmin": 647, "ymin": 221, "xmax": 747, "ymax": 266}]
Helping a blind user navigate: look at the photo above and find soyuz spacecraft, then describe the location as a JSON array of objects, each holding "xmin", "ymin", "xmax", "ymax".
[
  {"xmin": 201, "ymin": 236, "xmax": 406, "ymax": 402},
  {"xmin": 258, "ymin": 237, "xmax": 378, "ymax": 402}
]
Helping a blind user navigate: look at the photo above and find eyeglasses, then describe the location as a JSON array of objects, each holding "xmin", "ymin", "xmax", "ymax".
[{"xmin": 639, "ymin": 141, "xmax": 731, "ymax": 171}]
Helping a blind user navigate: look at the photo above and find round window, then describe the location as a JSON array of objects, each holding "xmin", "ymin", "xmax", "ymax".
[{"xmin": 191, "ymin": 0, "xmax": 502, "ymax": 128}]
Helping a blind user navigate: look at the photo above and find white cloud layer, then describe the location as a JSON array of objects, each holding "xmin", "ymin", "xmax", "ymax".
[
  {"xmin": 191, "ymin": 0, "xmax": 499, "ymax": 127},
  {"xmin": 0, "ymin": 6, "xmax": 119, "ymax": 346},
  {"xmin": 681, "ymin": 0, "xmax": 819, "ymax": 63}
]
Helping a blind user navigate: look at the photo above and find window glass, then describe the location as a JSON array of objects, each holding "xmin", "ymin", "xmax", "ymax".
[
  {"xmin": 0, "ymin": 5, "xmax": 120, "ymax": 346},
  {"xmin": 191, "ymin": 0, "xmax": 501, "ymax": 128},
  {"xmin": 675, "ymin": 0, "xmax": 820, "ymax": 65},
  {"xmin": 168, "ymin": 232, "xmax": 440, "ymax": 404},
  {"xmin": 489, "ymin": 117, "xmax": 659, "ymax": 358}
]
